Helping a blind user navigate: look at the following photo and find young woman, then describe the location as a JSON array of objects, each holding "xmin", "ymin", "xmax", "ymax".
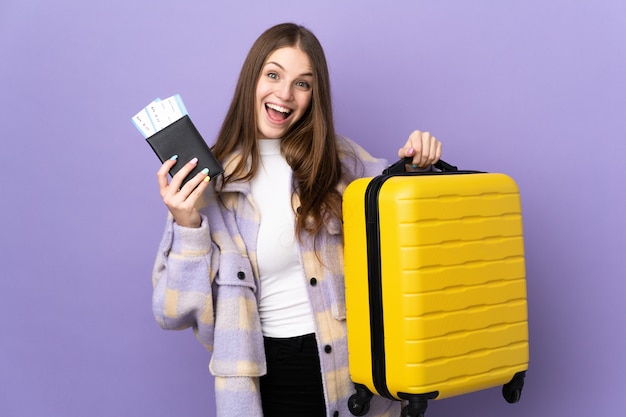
[{"xmin": 152, "ymin": 23, "xmax": 442, "ymax": 417}]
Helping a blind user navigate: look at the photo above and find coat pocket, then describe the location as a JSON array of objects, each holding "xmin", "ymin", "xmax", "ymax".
[{"xmin": 214, "ymin": 252, "xmax": 257, "ymax": 291}]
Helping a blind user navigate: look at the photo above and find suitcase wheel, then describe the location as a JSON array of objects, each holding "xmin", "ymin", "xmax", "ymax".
[
  {"xmin": 348, "ymin": 384, "xmax": 373, "ymax": 416},
  {"xmin": 400, "ymin": 406, "xmax": 424, "ymax": 417},
  {"xmin": 502, "ymin": 371, "xmax": 526, "ymax": 404},
  {"xmin": 399, "ymin": 392, "xmax": 438, "ymax": 417}
]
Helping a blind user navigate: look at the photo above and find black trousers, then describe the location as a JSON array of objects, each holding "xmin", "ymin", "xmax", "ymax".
[{"xmin": 260, "ymin": 333, "xmax": 326, "ymax": 417}]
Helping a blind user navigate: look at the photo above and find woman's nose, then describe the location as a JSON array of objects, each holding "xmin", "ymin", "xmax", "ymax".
[{"xmin": 275, "ymin": 81, "xmax": 293, "ymax": 101}]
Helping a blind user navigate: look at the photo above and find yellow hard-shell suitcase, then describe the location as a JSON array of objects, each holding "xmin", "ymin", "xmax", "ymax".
[{"xmin": 343, "ymin": 159, "xmax": 528, "ymax": 417}]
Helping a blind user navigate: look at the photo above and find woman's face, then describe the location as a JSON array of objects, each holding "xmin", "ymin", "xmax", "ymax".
[{"xmin": 255, "ymin": 46, "xmax": 313, "ymax": 139}]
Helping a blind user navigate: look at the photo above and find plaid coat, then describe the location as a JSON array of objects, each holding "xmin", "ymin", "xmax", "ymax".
[{"xmin": 152, "ymin": 136, "xmax": 400, "ymax": 416}]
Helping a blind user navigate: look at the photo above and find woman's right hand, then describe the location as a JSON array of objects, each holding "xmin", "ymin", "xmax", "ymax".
[{"xmin": 157, "ymin": 156, "xmax": 211, "ymax": 228}]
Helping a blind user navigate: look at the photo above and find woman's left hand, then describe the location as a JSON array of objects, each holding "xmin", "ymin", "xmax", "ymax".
[{"xmin": 398, "ymin": 130, "xmax": 442, "ymax": 168}]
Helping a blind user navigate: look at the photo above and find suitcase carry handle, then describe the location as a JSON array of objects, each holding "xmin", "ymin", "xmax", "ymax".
[{"xmin": 383, "ymin": 157, "xmax": 458, "ymax": 175}]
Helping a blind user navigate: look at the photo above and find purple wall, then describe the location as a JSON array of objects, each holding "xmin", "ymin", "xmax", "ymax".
[{"xmin": 1, "ymin": 0, "xmax": 625, "ymax": 416}]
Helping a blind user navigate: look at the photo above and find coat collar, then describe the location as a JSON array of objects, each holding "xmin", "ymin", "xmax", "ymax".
[{"xmin": 215, "ymin": 149, "xmax": 343, "ymax": 236}]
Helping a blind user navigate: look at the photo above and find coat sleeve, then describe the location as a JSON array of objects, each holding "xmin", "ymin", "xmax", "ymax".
[
  {"xmin": 151, "ymin": 208, "xmax": 220, "ymax": 351},
  {"xmin": 214, "ymin": 376, "xmax": 263, "ymax": 417}
]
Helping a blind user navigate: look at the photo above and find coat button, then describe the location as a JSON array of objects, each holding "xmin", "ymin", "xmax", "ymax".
[
  {"xmin": 237, "ymin": 271, "xmax": 246, "ymax": 280},
  {"xmin": 324, "ymin": 345, "xmax": 332, "ymax": 353},
  {"xmin": 310, "ymin": 277, "xmax": 317, "ymax": 286},
  {"xmin": 333, "ymin": 412, "xmax": 339, "ymax": 417}
]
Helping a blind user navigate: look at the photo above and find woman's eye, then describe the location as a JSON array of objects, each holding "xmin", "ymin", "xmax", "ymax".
[
  {"xmin": 296, "ymin": 81, "xmax": 310, "ymax": 89},
  {"xmin": 268, "ymin": 72, "xmax": 278, "ymax": 80}
]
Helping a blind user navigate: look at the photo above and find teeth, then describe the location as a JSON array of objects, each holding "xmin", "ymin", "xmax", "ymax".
[{"xmin": 266, "ymin": 103, "xmax": 291, "ymax": 114}]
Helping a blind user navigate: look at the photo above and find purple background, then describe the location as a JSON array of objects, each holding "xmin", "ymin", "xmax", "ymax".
[{"xmin": 1, "ymin": 0, "xmax": 625, "ymax": 416}]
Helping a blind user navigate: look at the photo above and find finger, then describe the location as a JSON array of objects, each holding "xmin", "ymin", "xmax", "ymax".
[
  {"xmin": 398, "ymin": 130, "xmax": 422, "ymax": 160},
  {"xmin": 167, "ymin": 157, "xmax": 200, "ymax": 192},
  {"xmin": 164, "ymin": 171, "xmax": 210, "ymax": 228},
  {"xmin": 430, "ymin": 138, "xmax": 442, "ymax": 165},
  {"xmin": 177, "ymin": 167, "xmax": 211, "ymax": 200},
  {"xmin": 412, "ymin": 131, "xmax": 424, "ymax": 164},
  {"xmin": 397, "ymin": 137, "xmax": 414, "ymax": 159},
  {"xmin": 188, "ymin": 170, "xmax": 212, "ymax": 200},
  {"xmin": 413, "ymin": 131, "xmax": 429, "ymax": 167},
  {"xmin": 157, "ymin": 155, "xmax": 180, "ymax": 196},
  {"xmin": 398, "ymin": 146, "xmax": 412, "ymax": 159},
  {"xmin": 423, "ymin": 134, "xmax": 438, "ymax": 166}
]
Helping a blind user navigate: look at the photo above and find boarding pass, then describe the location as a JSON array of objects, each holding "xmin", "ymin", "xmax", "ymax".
[{"xmin": 131, "ymin": 94, "xmax": 189, "ymax": 138}]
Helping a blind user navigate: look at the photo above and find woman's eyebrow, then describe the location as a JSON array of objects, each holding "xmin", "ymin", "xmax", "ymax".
[
  {"xmin": 265, "ymin": 61, "xmax": 313, "ymax": 77},
  {"xmin": 265, "ymin": 61, "xmax": 284, "ymax": 70}
]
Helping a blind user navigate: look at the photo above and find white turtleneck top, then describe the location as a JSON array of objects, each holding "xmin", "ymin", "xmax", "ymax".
[{"xmin": 250, "ymin": 139, "xmax": 316, "ymax": 338}]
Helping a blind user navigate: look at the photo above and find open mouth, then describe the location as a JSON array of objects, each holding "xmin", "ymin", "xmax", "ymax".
[{"xmin": 265, "ymin": 103, "xmax": 292, "ymax": 122}]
